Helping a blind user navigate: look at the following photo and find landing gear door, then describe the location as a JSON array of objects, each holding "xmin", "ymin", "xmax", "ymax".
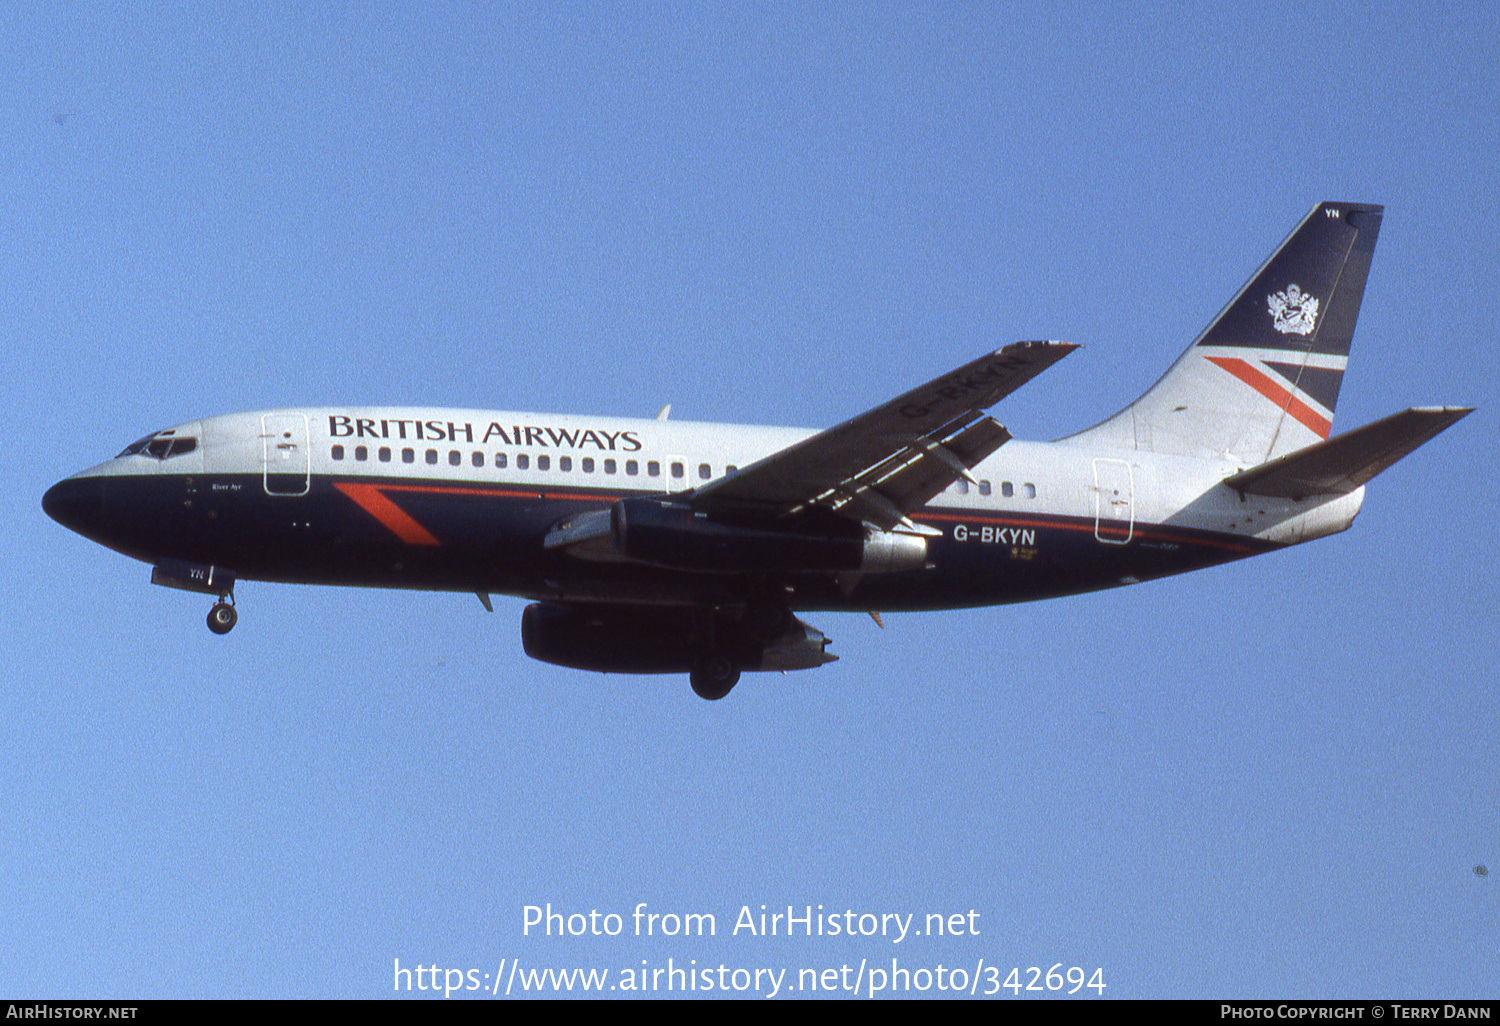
[
  {"xmin": 263, "ymin": 413, "xmax": 310, "ymax": 496},
  {"xmin": 1093, "ymin": 458, "xmax": 1134, "ymax": 544}
]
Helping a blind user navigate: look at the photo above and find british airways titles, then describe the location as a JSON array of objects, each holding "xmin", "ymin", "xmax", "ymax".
[{"xmin": 328, "ymin": 416, "xmax": 643, "ymax": 452}]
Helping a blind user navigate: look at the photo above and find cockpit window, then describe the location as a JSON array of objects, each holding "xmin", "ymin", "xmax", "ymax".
[
  {"xmin": 118, "ymin": 434, "xmax": 155, "ymax": 457},
  {"xmin": 147, "ymin": 436, "xmax": 197, "ymax": 458},
  {"xmin": 118, "ymin": 431, "xmax": 197, "ymax": 460}
]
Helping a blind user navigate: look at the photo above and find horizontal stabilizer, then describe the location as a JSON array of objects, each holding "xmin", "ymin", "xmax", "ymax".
[{"xmin": 1222, "ymin": 406, "xmax": 1473, "ymax": 499}]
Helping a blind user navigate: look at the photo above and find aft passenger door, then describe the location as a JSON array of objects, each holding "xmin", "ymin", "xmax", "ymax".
[{"xmin": 263, "ymin": 414, "xmax": 310, "ymax": 496}]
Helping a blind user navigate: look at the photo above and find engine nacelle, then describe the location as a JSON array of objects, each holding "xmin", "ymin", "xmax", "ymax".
[
  {"xmin": 610, "ymin": 497, "xmax": 926, "ymax": 575},
  {"xmin": 520, "ymin": 602, "xmax": 836, "ymax": 675},
  {"xmin": 522, "ymin": 602, "xmax": 700, "ymax": 673}
]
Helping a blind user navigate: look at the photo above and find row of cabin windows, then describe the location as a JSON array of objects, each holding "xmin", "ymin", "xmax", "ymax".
[
  {"xmin": 950, "ymin": 479, "xmax": 1038, "ymax": 499},
  {"xmin": 329, "ymin": 445, "xmax": 735, "ymax": 480},
  {"xmin": 329, "ymin": 444, "xmax": 1038, "ymax": 499}
]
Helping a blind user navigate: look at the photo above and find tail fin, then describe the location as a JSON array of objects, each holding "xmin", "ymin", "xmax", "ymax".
[{"xmin": 1070, "ymin": 202, "xmax": 1383, "ymax": 462}]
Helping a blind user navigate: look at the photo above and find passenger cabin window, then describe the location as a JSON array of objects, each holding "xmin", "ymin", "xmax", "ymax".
[
  {"xmin": 538, "ymin": 455, "xmax": 550, "ymax": 471},
  {"xmin": 559, "ymin": 456, "xmax": 572, "ymax": 472},
  {"xmin": 582, "ymin": 458, "xmax": 594, "ymax": 473},
  {"xmin": 402, "ymin": 448, "xmax": 415, "ymax": 464},
  {"xmin": 698, "ymin": 463, "xmax": 712, "ymax": 480},
  {"xmin": 517, "ymin": 454, "xmax": 530, "ymax": 470},
  {"xmin": 379, "ymin": 447, "xmax": 391, "ymax": 462},
  {"xmin": 494, "ymin": 453, "xmax": 507, "ymax": 469},
  {"xmin": 332, "ymin": 445, "xmax": 345, "ymax": 460}
]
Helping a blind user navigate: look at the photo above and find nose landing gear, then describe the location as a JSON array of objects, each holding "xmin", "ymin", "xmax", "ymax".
[
  {"xmin": 207, "ymin": 599, "xmax": 237, "ymax": 635},
  {"xmin": 150, "ymin": 560, "xmax": 239, "ymax": 635}
]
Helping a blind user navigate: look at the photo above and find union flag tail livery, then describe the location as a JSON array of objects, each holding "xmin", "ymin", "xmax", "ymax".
[
  {"xmin": 43, "ymin": 202, "xmax": 1471, "ymax": 699},
  {"xmin": 1074, "ymin": 202, "xmax": 1381, "ymax": 463}
]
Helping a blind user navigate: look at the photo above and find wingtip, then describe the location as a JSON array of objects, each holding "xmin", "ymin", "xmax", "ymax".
[{"xmin": 1001, "ymin": 339, "xmax": 1081, "ymax": 355}]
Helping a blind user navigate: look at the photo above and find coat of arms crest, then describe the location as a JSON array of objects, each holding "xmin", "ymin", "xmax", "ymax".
[{"xmin": 1267, "ymin": 284, "xmax": 1319, "ymax": 336}]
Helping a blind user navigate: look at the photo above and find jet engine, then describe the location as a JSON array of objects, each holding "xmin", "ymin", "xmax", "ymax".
[
  {"xmin": 520, "ymin": 601, "xmax": 835, "ymax": 675},
  {"xmin": 608, "ymin": 497, "xmax": 927, "ymax": 575}
]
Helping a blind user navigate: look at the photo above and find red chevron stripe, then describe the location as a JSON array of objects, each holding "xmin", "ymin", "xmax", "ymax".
[
  {"xmin": 1205, "ymin": 356, "xmax": 1332, "ymax": 438},
  {"xmin": 333, "ymin": 482, "xmax": 441, "ymax": 546}
]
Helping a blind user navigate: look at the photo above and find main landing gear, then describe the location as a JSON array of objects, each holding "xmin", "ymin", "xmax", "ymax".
[
  {"xmin": 690, "ymin": 655, "xmax": 741, "ymax": 701},
  {"xmin": 684, "ymin": 600, "xmax": 795, "ymax": 700}
]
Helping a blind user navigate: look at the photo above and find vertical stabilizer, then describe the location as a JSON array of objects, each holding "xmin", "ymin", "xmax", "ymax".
[{"xmin": 1069, "ymin": 202, "xmax": 1383, "ymax": 462}]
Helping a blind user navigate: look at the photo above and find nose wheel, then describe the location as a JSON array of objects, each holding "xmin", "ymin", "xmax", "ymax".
[{"xmin": 207, "ymin": 600, "xmax": 237, "ymax": 635}]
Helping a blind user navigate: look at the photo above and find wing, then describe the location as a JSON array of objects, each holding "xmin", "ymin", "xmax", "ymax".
[{"xmin": 687, "ymin": 341, "xmax": 1077, "ymax": 530}]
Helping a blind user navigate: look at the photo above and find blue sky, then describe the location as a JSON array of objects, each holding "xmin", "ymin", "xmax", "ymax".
[{"xmin": 4, "ymin": 1, "xmax": 1496, "ymax": 999}]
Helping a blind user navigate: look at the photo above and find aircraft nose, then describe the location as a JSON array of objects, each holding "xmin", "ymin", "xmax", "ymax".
[{"xmin": 42, "ymin": 476, "xmax": 106, "ymax": 536}]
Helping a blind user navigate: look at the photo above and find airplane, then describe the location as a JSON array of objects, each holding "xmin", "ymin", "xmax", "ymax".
[{"xmin": 43, "ymin": 202, "xmax": 1471, "ymax": 700}]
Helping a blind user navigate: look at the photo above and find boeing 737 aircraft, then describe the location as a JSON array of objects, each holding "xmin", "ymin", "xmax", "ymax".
[{"xmin": 44, "ymin": 202, "xmax": 1470, "ymax": 698}]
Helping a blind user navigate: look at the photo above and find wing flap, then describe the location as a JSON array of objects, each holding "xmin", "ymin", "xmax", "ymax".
[
  {"xmin": 1223, "ymin": 406, "xmax": 1472, "ymax": 498},
  {"xmin": 819, "ymin": 415, "xmax": 1012, "ymax": 531},
  {"xmin": 691, "ymin": 340, "xmax": 1075, "ymax": 521}
]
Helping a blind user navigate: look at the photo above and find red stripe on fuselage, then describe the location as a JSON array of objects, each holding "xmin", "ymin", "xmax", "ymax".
[
  {"xmin": 1205, "ymin": 356, "xmax": 1332, "ymax": 438},
  {"xmin": 917, "ymin": 510, "xmax": 1261, "ymax": 554},
  {"xmin": 375, "ymin": 484, "xmax": 622, "ymax": 502},
  {"xmin": 332, "ymin": 481, "xmax": 625, "ymax": 545},
  {"xmin": 331, "ymin": 480, "xmax": 1265, "ymax": 557}
]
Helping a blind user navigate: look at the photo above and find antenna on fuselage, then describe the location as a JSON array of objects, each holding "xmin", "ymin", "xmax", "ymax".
[{"xmin": 656, "ymin": 404, "xmax": 671, "ymax": 421}]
